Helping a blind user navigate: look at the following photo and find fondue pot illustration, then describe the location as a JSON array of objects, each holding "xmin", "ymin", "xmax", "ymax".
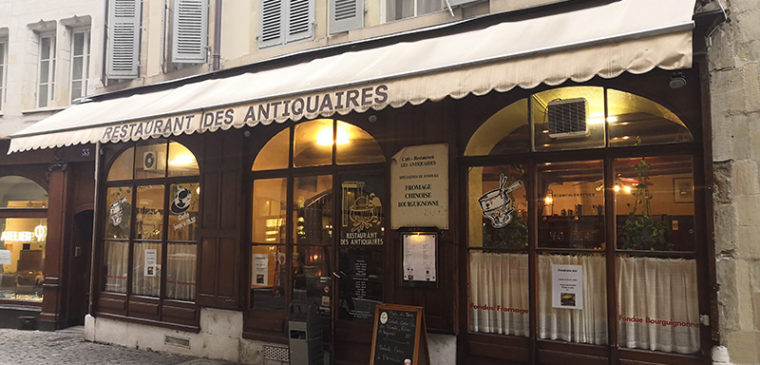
[{"xmin": 479, "ymin": 174, "xmax": 522, "ymax": 228}]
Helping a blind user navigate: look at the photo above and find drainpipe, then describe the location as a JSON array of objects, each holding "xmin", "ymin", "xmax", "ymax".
[
  {"xmin": 88, "ymin": 142, "xmax": 101, "ymax": 316},
  {"xmin": 212, "ymin": 0, "xmax": 222, "ymax": 70}
]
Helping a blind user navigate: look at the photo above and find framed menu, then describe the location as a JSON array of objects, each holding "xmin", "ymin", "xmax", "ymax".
[{"xmin": 400, "ymin": 229, "xmax": 438, "ymax": 288}]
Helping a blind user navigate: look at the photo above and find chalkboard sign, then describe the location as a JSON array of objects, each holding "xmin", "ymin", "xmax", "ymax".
[{"xmin": 369, "ymin": 304, "xmax": 429, "ymax": 365}]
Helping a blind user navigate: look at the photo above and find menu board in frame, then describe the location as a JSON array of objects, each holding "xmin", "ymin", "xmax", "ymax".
[{"xmin": 400, "ymin": 228, "xmax": 438, "ymax": 288}]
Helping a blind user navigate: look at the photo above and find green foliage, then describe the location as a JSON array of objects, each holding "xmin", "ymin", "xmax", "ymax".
[
  {"xmin": 619, "ymin": 158, "xmax": 670, "ymax": 250},
  {"xmin": 484, "ymin": 212, "xmax": 528, "ymax": 249}
]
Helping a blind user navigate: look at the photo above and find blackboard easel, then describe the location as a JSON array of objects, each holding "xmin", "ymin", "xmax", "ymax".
[{"xmin": 369, "ymin": 304, "xmax": 430, "ymax": 365}]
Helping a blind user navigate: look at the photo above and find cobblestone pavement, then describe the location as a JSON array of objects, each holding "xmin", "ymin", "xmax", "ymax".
[{"xmin": 0, "ymin": 327, "xmax": 239, "ymax": 365}]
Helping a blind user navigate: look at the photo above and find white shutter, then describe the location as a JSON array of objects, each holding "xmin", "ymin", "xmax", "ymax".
[
  {"xmin": 286, "ymin": 0, "xmax": 314, "ymax": 43},
  {"xmin": 107, "ymin": 0, "xmax": 141, "ymax": 78},
  {"xmin": 259, "ymin": 0, "xmax": 284, "ymax": 48},
  {"xmin": 330, "ymin": 0, "xmax": 363, "ymax": 34},
  {"xmin": 172, "ymin": 0, "xmax": 208, "ymax": 63}
]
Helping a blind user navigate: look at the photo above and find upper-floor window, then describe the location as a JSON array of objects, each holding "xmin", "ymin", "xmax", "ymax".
[
  {"xmin": 168, "ymin": 0, "xmax": 209, "ymax": 65},
  {"xmin": 385, "ymin": 0, "xmax": 442, "ymax": 22},
  {"xmin": 258, "ymin": 0, "xmax": 315, "ymax": 48},
  {"xmin": 70, "ymin": 29, "xmax": 90, "ymax": 102},
  {"xmin": 106, "ymin": 0, "xmax": 141, "ymax": 79},
  {"xmin": 37, "ymin": 33, "xmax": 56, "ymax": 108}
]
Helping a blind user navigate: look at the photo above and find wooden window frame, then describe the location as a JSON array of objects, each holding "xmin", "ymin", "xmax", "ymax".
[
  {"xmin": 459, "ymin": 86, "xmax": 710, "ymax": 365},
  {"xmin": 96, "ymin": 141, "xmax": 201, "ymax": 330},
  {"xmin": 245, "ymin": 119, "xmax": 386, "ymax": 342}
]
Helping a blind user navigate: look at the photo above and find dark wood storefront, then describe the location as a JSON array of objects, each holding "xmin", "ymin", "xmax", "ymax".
[
  {"xmin": 0, "ymin": 140, "xmax": 95, "ymax": 330},
  {"xmin": 85, "ymin": 63, "xmax": 716, "ymax": 365}
]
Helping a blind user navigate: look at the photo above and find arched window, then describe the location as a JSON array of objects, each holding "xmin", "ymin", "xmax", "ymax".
[
  {"xmin": 465, "ymin": 87, "xmax": 701, "ymax": 356},
  {"xmin": 250, "ymin": 119, "xmax": 386, "ymax": 323},
  {"xmin": 102, "ymin": 140, "xmax": 200, "ymax": 302},
  {"xmin": 0, "ymin": 176, "xmax": 48, "ymax": 302}
]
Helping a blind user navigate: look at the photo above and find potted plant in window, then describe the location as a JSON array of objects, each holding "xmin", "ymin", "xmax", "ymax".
[{"xmin": 619, "ymin": 158, "xmax": 670, "ymax": 250}]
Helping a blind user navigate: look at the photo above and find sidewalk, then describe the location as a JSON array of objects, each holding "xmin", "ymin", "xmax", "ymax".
[{"xmin": 0, "ymin": 326, "xmax": 238, "ymax": 365}]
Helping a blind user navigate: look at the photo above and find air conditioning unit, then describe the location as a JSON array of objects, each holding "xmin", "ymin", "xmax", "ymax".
[
  {"xmin": 547, "ymin": 98, "xmax": 588, "ymax": 138},
  {"xmin": 143, "ymin": 151, "xmax": 157, "ymax": 170}
]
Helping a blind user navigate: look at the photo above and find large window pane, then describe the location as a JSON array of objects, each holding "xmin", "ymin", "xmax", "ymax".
[
  {"xmin": 251, "ymin": 244, "xmax": 286, "ymax": 310},
  {"xmin": 293, "ymin": 175, "xmax": 333, "ymax": 245},
  {"xmin": 469, "ymin": 251, "xmax": 528, "ymax": 336},
  {"xmin": 166, "ymin": 243, "xmax": 196, "ymax": 300},
  {"xmin": 0, "ymin": 218, "xmax": 47, "ymax": 302},
  {"xmin": 468, "ymin": 165, "xmax": 527, "ymax": 249},
  {"xmin": 292, "ymin": 244, "xmax": 332, "ymax": 316},
  {"xmin": 607, "ymin": 89, "xmax": 693, "ymax": 147},
  {"xmin": 252, "ymin": 178, "xmax": 287, "ymax": 244},
  {"xmin": 103, "ymin": 240, "xmax": 128, "ymax": 293},
  {"xmin": 617, "ymin": 256, "xmax": 699, "ymax": 353},
  {"xmin": 132, "ymin": 242, "xmax": 162, "ymax": 297},
  {"xmin": 538, "ymin": 253, "xmax": 607, "ymax": 344},
  {"xmin": 167, "ymin": 142, "xmax": 200, "ymax": 177},
  {"xmin": 338, "ymin": 174, "xmax": 384, "ymax": 321},
  {"xmin": 533, "ymin": 87, "xmax": 605, "ymax": 151},
  {"xmin": 135, "ymin": 185, "xmax": 164, "ymax": 240},
  {"xmin": 538, "ymin": 160, "xmax": 605, "ymax": 249},
  {"xmin": 107, "ymin": 147, "xmax": 134, "ymax": 181},
  {"xmin": 336, "ymin": 121, "xmax": 385, "ymax": 165},
  {"xmin": 294, "ymin": 119, "xmax": 333, "ymax": 168},
  {"xmin": 104, "ymin": 187, "xmax": 132, "ymax": 239},
  {"xmin": 0, "ymin": 176, "xmax": 48, "ymax": 208},
  {"xmin": 464, "ymin": 99, "xmax": 529, "ymax": 156},
  {"xmin": 615, "ymin": 156, "xmax": 695, "ymax": 251},
  {"xmin": 135, "ymin": 143, "xmax": 167, "ymax": 179},
  {"xmin": 168, "ymin": 183, "xmax": 199, "ymax": 241},
  {"xmin": 253, "ymin": 128, "xmax": 290, "ymax": 171}
]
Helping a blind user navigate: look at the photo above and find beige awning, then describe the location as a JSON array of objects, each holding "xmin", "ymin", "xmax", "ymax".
[{"xmin": 8, "ymin": 0, "xmax": 696, "ymax": 153}]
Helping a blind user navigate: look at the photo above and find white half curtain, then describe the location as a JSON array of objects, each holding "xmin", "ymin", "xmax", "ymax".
[
  {"xmin": 167, "ymin": 243, "xmax": 197, "ymax": 301},
  {"xmin": 538, "ymin": 254, "xmax": 608, "ymax": 345},
  {"xmin": 132, "ymin": 242, "xmax": 162, "ymax": 296},
  {"xmin": 104, "ymin": 241, "xmax": 128, "ymax": 293},
  {"xmin": 469, "ymin": 252, "xmax": 529, "ymax": 336},
  {"xmin": 617, "ymin": 256, "xmax": 700, "ymax": 354}
]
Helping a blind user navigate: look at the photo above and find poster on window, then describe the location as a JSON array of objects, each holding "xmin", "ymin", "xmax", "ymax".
[
  {"xmin": 144, "ymin": 249, "xmax": 157, "ymax": 277},
  {"xmin": 339, "ymin": 174, "xmax": 385, "ymax": 322},
  {"xmin": 0, "ymin": 250, "xmax": 10, "ymax": 265},
  {"xmin": 252, "ymin": 253, "xmax": 269, "ymax": 286},
  {"xmin": 551, "ymin": 264, "xmax": 584, "ymax": 310}
]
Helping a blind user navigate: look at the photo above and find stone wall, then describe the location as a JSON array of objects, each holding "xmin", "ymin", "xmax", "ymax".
[{"xmin": 707, "ymin": 0, "xmax": 760, "ymax": 364}]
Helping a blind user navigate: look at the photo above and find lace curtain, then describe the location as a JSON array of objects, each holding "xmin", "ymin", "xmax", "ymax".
[
  {"xmin": 617, "ymin": 256, "xmax": 699, "ymax": 354},
  {"xmin": 469, "ymin": 253, "xmax": 700, "ymax": 353}
]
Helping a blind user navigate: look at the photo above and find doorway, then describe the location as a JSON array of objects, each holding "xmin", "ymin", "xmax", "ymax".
[{"xmin": 65, "ymin": 209, "xmax": 92, "ymax": 327}]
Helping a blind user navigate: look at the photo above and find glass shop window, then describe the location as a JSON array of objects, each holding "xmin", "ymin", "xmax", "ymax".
[
  {"xmin": 0, "ymin": 176, "xmax": 49, "ymax": 302},
  {"xmin": 102, "ymin": 140, "xmax": 199, "ymax": 301},
  {"xmin": 464, "ymin": 86, "xmax": 700, "ymax": 355},
  {"xmin": 467, "ymin": 165, "xmax": 529, "ymax": 336},
  {"xmin": 251, "ymin": 119, "xmax": 385, "ymax": 321}
]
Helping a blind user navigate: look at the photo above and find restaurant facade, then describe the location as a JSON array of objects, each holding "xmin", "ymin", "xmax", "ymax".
[{"xmin": 5, "ymin": 0, "xmax": 737, "ymax": 364}]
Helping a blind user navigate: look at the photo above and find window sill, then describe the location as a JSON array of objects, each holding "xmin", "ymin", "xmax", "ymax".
[{"xmin": 22, "ymin": 106, "xmax": 66, "ymax": 115}]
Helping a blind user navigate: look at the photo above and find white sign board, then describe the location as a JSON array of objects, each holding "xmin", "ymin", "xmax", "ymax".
[
  {"xmin": 0, "ymin": 250, "xmax": 11, "ymax": 265},
  {"xmin": 551, "ymin": 264, "xmax": 584, "ymax": 310},
  {"xmin": 402, "ymin": 234, "xmax": 436, "ymax": 283},
  {"xmin": 144, "ymin": 249, "xmax": 157, "ymax": 277},
  {"xmin": 252, "ymin": 253, "xmax": 269, "ymax": 285},
  {"xmin": 391, "ymin": 144, "xmax": 449, "ymax": 229}
]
